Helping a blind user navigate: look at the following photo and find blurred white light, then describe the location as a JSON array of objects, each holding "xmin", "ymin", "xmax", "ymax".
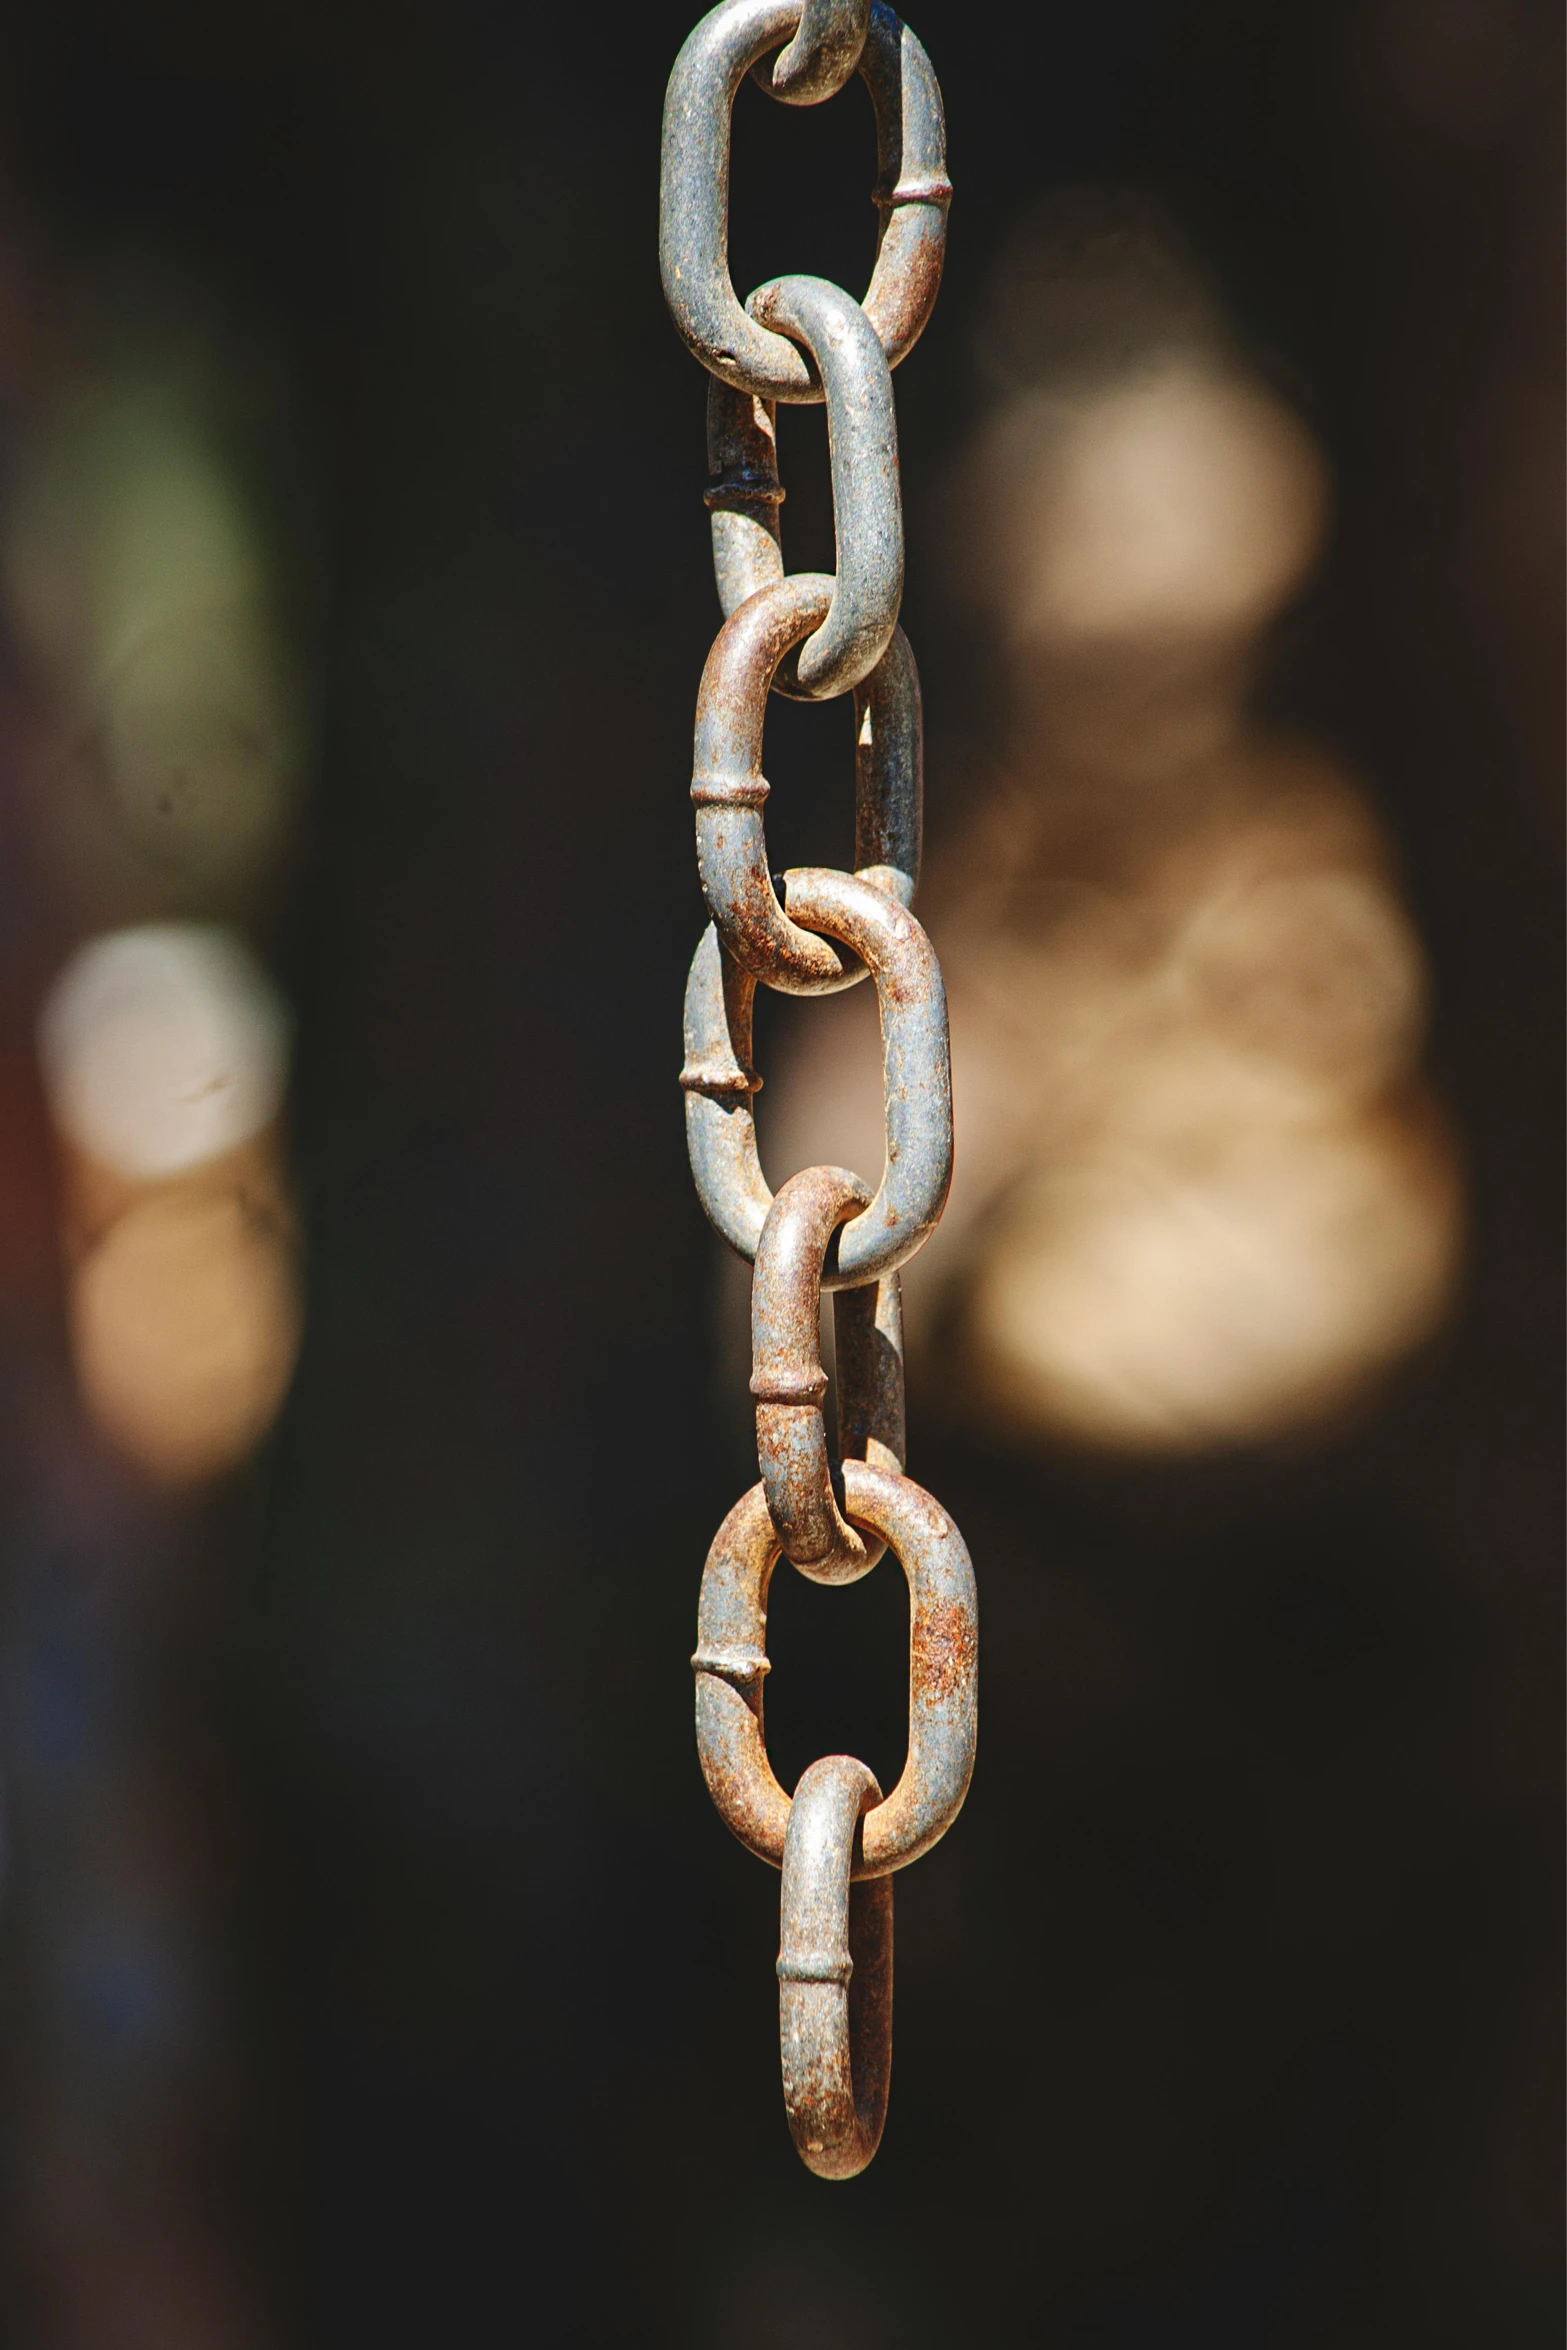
[{"xmin": 37, "ymin": 923, "xmax": 289, "ymax": 1178}]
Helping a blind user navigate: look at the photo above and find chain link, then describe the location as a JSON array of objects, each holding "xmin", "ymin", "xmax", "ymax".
[
  {"xmin": 660, "ymin": 1, "xmax": 951, "ymax": 402},
  {"xmin": 692, "ymin": 1466, "xmax": 977, "ymax": 1875},
  {"xmin": 661, "ymin": 0, "xmax": 971, "ymax": 2180},
  {"xmin": 751, "ymin": 1165, "xmax": 887, "ymax": 1581}
]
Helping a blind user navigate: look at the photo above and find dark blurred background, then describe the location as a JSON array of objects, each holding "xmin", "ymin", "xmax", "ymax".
[{"xmin": 0, "ymin": 1, "xmax": 1559, "ymax": 2343}]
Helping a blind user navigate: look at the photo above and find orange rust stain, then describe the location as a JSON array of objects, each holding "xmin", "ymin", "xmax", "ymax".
[{"xmin": 911, "ymin": 1599, "xmax": 976, "ymax": 1705}]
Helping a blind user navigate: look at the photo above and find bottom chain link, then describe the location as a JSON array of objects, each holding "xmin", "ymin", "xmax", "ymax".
[{"xmin": 779, "ymin": 1756, "xmax": 894, "ymax": 2179}]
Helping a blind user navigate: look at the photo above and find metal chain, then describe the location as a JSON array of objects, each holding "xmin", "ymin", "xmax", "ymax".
[{"xmin": 661, "ymin": 0, "xmax": 974, "ymax": 2181}]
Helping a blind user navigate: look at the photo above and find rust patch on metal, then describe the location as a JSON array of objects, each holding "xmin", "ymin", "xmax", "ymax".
[{"xmin": 912, "ymin": 1598, "xmax": 976, "ymax": 1708}]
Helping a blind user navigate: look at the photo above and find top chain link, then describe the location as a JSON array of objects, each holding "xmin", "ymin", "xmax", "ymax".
[
  {"xmin": 660, "ymin": 0, "xmax": 973, "ymax": 2184},
  {"xmin": 660, "ymin": 0, "xmax": 952, "ymax": 404}
]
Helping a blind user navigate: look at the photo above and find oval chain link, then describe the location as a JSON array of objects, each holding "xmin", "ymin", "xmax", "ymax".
[
  {"xmin": 691, "ymin": 1466, "xmax": 977, "ymax": 1875},
  {"xmin": 660, "ymin": 0, "xmax": 971, "ymax": 2177},
  {"xmin": 679, "ymin": 873, "xmax": 951, "ymax": 1286},
  {"xmin": 661, "ymin": 0, "xmax": 951, "ymax": 403},
  {"xmin": 744, "ymin": 275, "xmax": 903, "ymax": 698},
  {"xmin": 751, "ymin": 1165, "xmax": 890, "ymax": 1581},
  {"xmin": 778, "ymin": 1757, "xmax": 894, "ymax": 2179}
]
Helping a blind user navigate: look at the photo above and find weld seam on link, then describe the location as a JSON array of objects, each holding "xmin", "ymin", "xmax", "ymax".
[
  {"xmin": 691, "ymin": 1645, "xmax": 771, "ymax": 1681},
  {"xmin": 777, "ymin": 1951, "xmax": 855, "ymax": 1985}
]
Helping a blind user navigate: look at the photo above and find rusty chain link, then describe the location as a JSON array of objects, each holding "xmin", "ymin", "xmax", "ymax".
[{"xmin": 662, "ymin": 0, "xmax": 972, "ymax": 2180}]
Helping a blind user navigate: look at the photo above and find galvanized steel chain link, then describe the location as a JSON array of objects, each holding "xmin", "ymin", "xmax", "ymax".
[{"xmin": 661, "ymin": 0, "xmax": 975, "ymax": 2179}]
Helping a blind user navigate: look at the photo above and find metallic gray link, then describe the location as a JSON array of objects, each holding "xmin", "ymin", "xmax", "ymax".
[
  {"xmin": 852, "ymin": 625, "xmax": 920, "ymax": 902},
  {"xmin": 751, "ymin": 1166, "xmax": 899, "ymax": 1583},
  {"xmin": 705, "ymin": 378, "xmax": 924, "ymax": 775},
  {"xmin": 692, "ymin": 1462, "xmax": 978, "ymax": 1876},
  {"xmin": 692, "ymin": 573, "xmax": 858, "ymax": 994},
  {"xmin": 680, "ymin": 872, "xmax": 950, "ymax": 1287},
  {"xmin": 778, "ymin": 1756, "xmax": 893, "ymax": 2179},
  {"xmin": 745, "ymin": 275, "xmax": 903, "ymax": 698},
  {"xmin": 678, "ymin": 616, "xmax": 924, "ymax": 1249},
  {"xmin": 660, "ymin": 0, "xmax": 952, "ymax": 403},
  {"xmin": 705, "ymin": 280, "xmax": 904, "ymax": 702},
  {"xmin": 857, "ymin": 4, "xmax": 952, "ymax": 367},
  {"xmin": 702, "ymin": 379, "xmax": 839, "ymax": 708},
  {"xmin": 691, "ymin": 1483, "xmax": 791, "ymax": 1865},
  {"xmin": 691, "ymin": 578, "xmax": 921, "ymax": 991},
  {"xmin": 679, "ymin": 925, "xmax": 770, "ymax": 1265},
  {"xmin": 752, "ymin": 0, "xmax": 869, "ymax": 102},
  {"xmin": 832, "ymin": 1266, "xmax": 905, "ymax": 1470},
  {"xmin": 784, "ymin": 867, "xmax": 951, "ymax": 1283},
  {"xmin": 705, "ymin": 379, "xmax": 785, "ymax": 617}
]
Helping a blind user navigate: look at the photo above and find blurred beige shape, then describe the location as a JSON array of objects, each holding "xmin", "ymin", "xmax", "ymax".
[
  {"xmin": 69, "ymin": 1188, "xmax": 301, "ymax": 1487},
  {"xmin": 38, "ymin": 923, "xmax": 300, "ymax": 1486},
  {"xmin": 944, "ymin": 349, "xmax": 1332, "ymax": 797},
  {"xmin": 758, "ymin": 204, "xmax": 1464, "ymax": 1458},
  {"xmin": 965, "ymin": 1096, "xmax": 1459, "ymax": 1456},
  {"xmin": 961, "ymin": 362, "xmax": 1328, "ymax": 653},
  {"xmin": 2, "ymin": 362, "xmax": 303, "ymax": 907},
  {"xmin": 1169, "ymin": 865, "xmax": 1427, "ymax": 1112},
  {"xmin": 936, "ymin": 755, "xmax": 1463, "ymax": 1453}
]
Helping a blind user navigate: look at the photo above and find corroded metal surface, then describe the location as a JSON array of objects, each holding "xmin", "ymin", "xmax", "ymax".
[
  {"xmin": 661, "ymin": 0, "xmax": 951, "ymax": 404},
  {"xmin": 705, "ymin": 379, "xmax": 786, "ymax": 620},
  {"xmin": 678, "ymin": 924, "xmax": 770, "ymax": 1265},
  {"xmin": 692, "ymin": 1463, "xmax": 978, "ymax": 1877},
  {"xmin": 690, "ymin": 581, "xmax": 923, "ymax": 991},
  {"xmin": 778, "ymin": 1757, "xmax": 893, "ymax": 2179},
  {"xmin": 752, "ymin": 0, "xmax": 870, "ymax": 104},
  {"xmin": 746, "ymin": 274, "xmax": 903, "ymax": 697},
  {"xmin": 751, "ymin": 1166, "xmax": 884, "ymax": 1580},
  {"xmin": 661, "ymin": 0, "xmax": 967, "ymax": 2177},
  {"xmin": 678, "ymin": 885, "xmax": 951, "ymax": 1287},
  {"xmin": 691, "ymin": 575, "xmax": 858, "ymax": 994},
  {"xmin": 783, "ymin": 867, "xmax": 951, "ymax": 1282}
]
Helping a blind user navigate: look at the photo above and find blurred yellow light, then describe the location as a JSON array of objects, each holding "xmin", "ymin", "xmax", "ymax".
[
  {"xmin": 68, "ymin": 1187, "xmax": 301, "ymax": 1487},
  {"xmin": 963, "ymin": 1101, "xmax": 1461, "ymax": 1453}
]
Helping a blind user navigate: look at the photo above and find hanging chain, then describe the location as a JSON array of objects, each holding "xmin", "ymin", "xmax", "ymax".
[{"xmin": 661, "ymin": 0, "xmax": 975, "ymax": 2180}]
